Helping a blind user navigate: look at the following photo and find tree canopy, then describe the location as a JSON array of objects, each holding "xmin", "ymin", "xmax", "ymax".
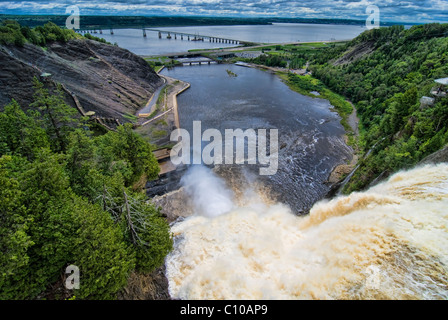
[{"xmin": 0, "ymin": 78, "xmax": 170, "ymax": 300}]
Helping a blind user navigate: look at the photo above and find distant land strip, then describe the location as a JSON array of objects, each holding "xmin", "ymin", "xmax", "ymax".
[{"xmin": 0, "ymin": 15, "xmax": 406, "ymax": 29}]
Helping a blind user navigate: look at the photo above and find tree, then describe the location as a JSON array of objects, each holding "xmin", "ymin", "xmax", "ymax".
[
  {"xmin": 17, "ymin": 149, "xmax": 77, "ymax": 298},
  {"xmin": 0, "ymin": 156, "xmax": 33, "ymax": 300},
  {"xmin": 0, "ymin": 149, "xmax": 138, "ymax": 300},
  {"xmin": 0, "ymin": 99, "xmax": 50, "ymax": 160},
  {"xmin": 65, "ymin": 129, "xmax": 98, "ymax": 198},
  {"xmin": 70, "ymin": 195, "xmax": 135, "ymax": 300},
  {"xmin": 398, "ymin": 86, "xmax": 418, "ymax": 120},
  {"xmin": 0, "ymin": 20, "xmax": 26, "ymax": 46},
  {"xmin": 96, "ymin": 124, "xmax": 160, "ymax": 186},
  {"xmin": 30, "ymin": 78, "xmax": 82, "ymax": 153},
  {"xmin": 120, "ymin": 191, "xmax": 172, "ymax": 273}
]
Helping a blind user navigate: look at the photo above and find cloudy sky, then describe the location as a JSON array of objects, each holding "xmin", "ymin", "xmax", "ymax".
[{"xmin": 0, "ymin": 0, "xmax": 447, "ymax": 23}]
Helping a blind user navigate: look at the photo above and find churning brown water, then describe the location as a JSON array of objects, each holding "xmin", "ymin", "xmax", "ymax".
[{"xmin": 165, "ymin": 164, "xmax": 448, "ymax": 299}]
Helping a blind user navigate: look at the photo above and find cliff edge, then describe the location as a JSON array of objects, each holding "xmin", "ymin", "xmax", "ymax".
[{"xmin": 0, "ymin": 39, "xmax": 163, "ymax": 120}]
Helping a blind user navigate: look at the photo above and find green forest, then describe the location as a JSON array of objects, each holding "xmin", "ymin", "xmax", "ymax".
[
  {"xmin": 0, "ymin": 19, "xmax": 108, "ymax": 46},
  {"xmin": 314, "ymin": 24, "xmax": 448, "ymax": 192},
  {"xmin": 243, "ymin": 24, "xmax": 448, "ymax": 192},
  {"xmin": 0, "ymin": 79, "xmax": 172, "ymax": 299}
]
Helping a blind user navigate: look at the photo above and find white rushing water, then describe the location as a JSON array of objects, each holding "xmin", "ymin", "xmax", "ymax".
[{"xmin": 166, "ymin": 164, "xmax": 448, "ymax": 300}]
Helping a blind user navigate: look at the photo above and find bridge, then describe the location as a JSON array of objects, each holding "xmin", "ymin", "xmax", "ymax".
[
  {"xmin": 145, "ymin": 28, "xmax": 244, "ymax": 45},
  {"xmin": 76, "ymin": 28, "xmax": 247, "ymax": 45}
]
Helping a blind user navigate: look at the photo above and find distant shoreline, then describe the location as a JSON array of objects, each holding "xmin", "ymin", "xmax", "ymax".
[{"xmin": 0, "ymin": 14, "xmax": 406, "ymax": 29}]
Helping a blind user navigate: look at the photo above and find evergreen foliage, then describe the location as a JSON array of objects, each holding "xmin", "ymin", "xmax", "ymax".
[{"xmin": 0, "ymin": 78, "xmax": 171, "ymax": 300}]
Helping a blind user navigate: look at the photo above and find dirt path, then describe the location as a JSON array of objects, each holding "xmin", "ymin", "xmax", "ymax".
[
  {"xmin": 134, "ymin": 72, "xmax": 190, "ymax": 146},
  {"xmin": 137, "ymin": 74, "xmax": 189, "ymax": 127},
  {"xmin": 347, "ymin": 100, "xmax": 359, "ymax": 138},
  {"xmin": 138, "ymin": 78, "xmax": 167, "ymax": 117}
]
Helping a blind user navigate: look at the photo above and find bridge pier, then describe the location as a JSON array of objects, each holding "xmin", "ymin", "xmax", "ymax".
[{"xmin": 151, "ymin": 29, "xmax": 242, "ymax": 46}]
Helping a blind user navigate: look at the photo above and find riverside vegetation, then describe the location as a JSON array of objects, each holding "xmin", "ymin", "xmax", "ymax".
[
  {"xmin": 239, "ymin": 24, "xmax": 448, "ymax": 192},
  {"xmin": 0, "ymin": 20, "xmax": 173, "ymax": 300}
]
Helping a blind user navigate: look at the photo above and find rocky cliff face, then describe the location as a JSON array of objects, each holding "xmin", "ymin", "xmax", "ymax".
[
  {"xmin": 0, "ymin": 39, "xmax": 163, "ymax": 120},
  {"xmin": 418, "ymin": 145, "xmax": 448, "ymax": 165}
]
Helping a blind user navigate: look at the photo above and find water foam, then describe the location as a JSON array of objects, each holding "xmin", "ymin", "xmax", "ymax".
[{"xmin": 166, "ymin": 164, "xmax": 448, "ymax": 299}]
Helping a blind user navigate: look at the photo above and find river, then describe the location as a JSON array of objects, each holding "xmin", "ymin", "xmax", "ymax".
[
  {"xmin": 157, "ymin": 23, "xmax": 366, "ymax": 44},
  {"xmin": 91, "ymin": 23, "xmax": 365, "ymax": 55},
  {"xmin": 160, "ymin": 63, "xmax": 353, "ymax": 213}
]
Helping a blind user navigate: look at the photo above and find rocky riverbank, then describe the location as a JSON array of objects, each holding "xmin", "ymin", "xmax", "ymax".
[{"xmin": 325, "ymin": 100, "xmax": 360, "ymax": 191}]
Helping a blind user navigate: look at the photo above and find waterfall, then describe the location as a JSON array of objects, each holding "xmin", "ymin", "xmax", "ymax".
[{"xmin": 166, "ymin": 163, "xmax": 448, "ymax": 299}]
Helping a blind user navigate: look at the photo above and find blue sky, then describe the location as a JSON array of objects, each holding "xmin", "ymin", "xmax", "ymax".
[{"xmin": 0, "ymin": 0, "xmax": 447, "ymax": 24}]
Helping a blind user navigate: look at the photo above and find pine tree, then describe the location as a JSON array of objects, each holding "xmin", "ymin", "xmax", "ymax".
[{"xmin": 30, "ymin": 78, "xmax": 81, "ymax": 153}]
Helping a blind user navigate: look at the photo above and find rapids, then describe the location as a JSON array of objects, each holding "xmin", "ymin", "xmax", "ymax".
[{"xmin": 165, "ymin": 164, "xmax": 448, "ymax": 299}]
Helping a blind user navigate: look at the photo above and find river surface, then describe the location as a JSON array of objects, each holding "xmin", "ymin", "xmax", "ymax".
[
  {"xmin": 90, "ymin": 23, "xmax": 365, "ymax": 55},
  {"xmin": 161, "ymin": 64, "xmax": 353, "ymax": 213},
  {"xmin": 158, "ymin": 23, "xmax": 365, "ymax": 44}
]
